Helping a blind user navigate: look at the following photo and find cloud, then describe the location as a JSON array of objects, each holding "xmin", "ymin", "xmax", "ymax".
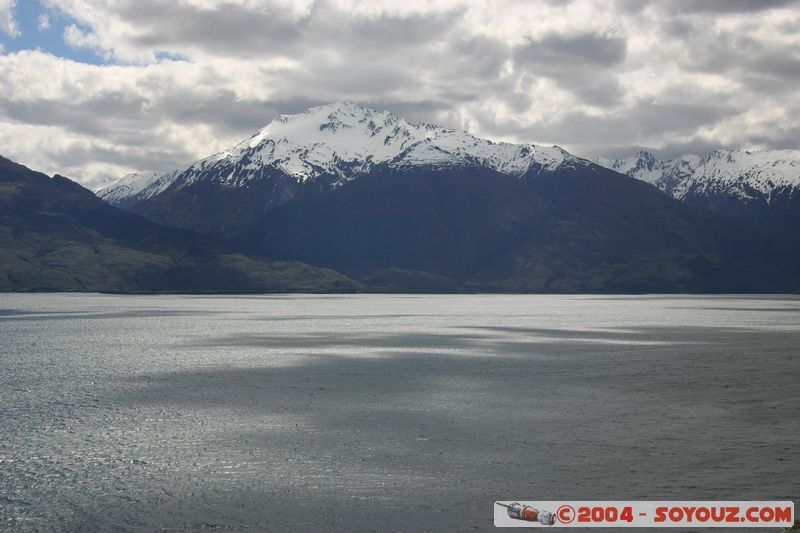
[
  {"xmin": 37, "ymin": 14, "xmax": 50, "ymax": 31},
  {"xmin": 122, "ymin": 1, "xmax": 303, "ymax": 59},
  {"xmin": 0, "ymin": 0, "xmax": 19, "ymax": 37},
  {"xmin": 514, "ymin": 32, "xmax": 627, "ymax": 66},
  {"xmin": 511, "ymin": 31, "xmax": 628, "ymax": 106},
  {"xmin": 0, "ymin": 0, "xmax": 798, "ymax": 187},
  {"xmin": 655, "ymin": 0, "xmax": 800, "ymax": 14},
  {"xmin": 615, "ymin": 0, "xmax": 800, "ymax": 14}
]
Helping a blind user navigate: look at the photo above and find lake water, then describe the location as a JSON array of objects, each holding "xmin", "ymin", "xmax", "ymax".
[{"xmin": 1, "ymin": 294, "xmax": 798, "ymax": 531}]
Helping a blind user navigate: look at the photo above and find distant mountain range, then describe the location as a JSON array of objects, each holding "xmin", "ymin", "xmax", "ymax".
[
  {"xmin": 86, "ymin": 102, "xmax": 799, "ymax": 293},
  {"xmin": 598, "ymin": 149, "xmax": 800, "ymax": 233}
]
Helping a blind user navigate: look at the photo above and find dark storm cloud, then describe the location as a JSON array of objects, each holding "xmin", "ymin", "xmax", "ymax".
[
  {"xmin": 649, "ymin": 138, "xmax": 744, "ymax": 161},
  {"xmin": 669, "ymin": 27, "xmax": 800, "ymax": 97},
  {"xmin": 514, "ymin": 32, "xmax": 627, "ymax": 66},
  {"xmin": 0, "ymin": 90, "xmax": 150, "ymax": 137},
  {"xmin": 616, "ymin": 0, "xmax": 800, "ymax": 14},
  {"xmin": 595, "ymin": 135, "xmax": 750, "ymax": 161},
  {"xmin": 445, "ymin": 35, "xmax": 510, "ymax": 80},
  {"xmin": 344, "ymin": 8, "xmax": 462, "ymax": 48},
  {"xmin": 121, "ymin": 0, "xmax": 461, "ymax": 60},
  {"xmin": 368, "ymin": 100, "xmax": 454, "ymax": 124},
  {"xmin": 512, "ymin": 32, "xmax": 627, "ymax": 106},
  {"xmin": 123, "ymin": 1, "xmax": 302, "ymax": 55},
  {"xmin": 570, "ymin": 77, "xmax": 625, "ymax": 107},
  {"xmin": 480, "ymin": 97, "xmax": 738, "ymax": 159},
  {"xmin": 751, "ymin": 53, "xmax": 800, "ymax": 80},
  {"xmin": 659, "ymin": 0, "xmax": 800, "ymax": 14},
  {"xmin": 633, "ymin": 98, "xmax": 735, "ymax": 136},
  {"xmin": 0, "ymin": 83, "xmax": 313, "ymax": 142},
  {"xmin": 113, "ymin": 2, "xmax": 468, "ymax": 117},
  {"xmin": 45, "ymin": 142, "xmax": 196, "ymax": 178},
  {"xmin": 148, "ymin": 92, "xmax": 325, "ymax": 136},
  {"xmin": 289, "ymin": 61, "xmax": 419, "ymax": 94},
  {"xmin": 754, "ymin": 129, "xmax": 800, "ymax": 151}
]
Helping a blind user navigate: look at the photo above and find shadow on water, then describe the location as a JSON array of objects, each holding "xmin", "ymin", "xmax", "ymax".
[
  {"xmin": 0, "ymin": 308, "xmax": 54, "ymax": 316},
  {"xmin": 0, "ymin": 308, "xmax": 219, "ymax": 321},
  {"xmin": 128, "ymin": 325, "xmax": 800, "ymax": 415},
  {"xmin": 188, "ymin": 331, "xmax": 490, "ymax": 350},
  {"xmin": 669, "ymin": 306, "xmax": 800, "ymax": 313},
  {"xmin": 240, "ymin": 313, "xmax": 425, "ymax": 322},
  {"xmin": 455, "ymin": 324, "xmax": 752, "ymax": 340}
]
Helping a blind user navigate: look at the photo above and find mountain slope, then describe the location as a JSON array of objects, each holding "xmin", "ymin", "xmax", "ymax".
[
  {"xmin": 245, "ymin": 163, "xmax": 799, "ymax": 292},
  {"xmin": 600, "ymin": 150, "xmax": 800, "ymax": 233},
  {"xmin": 0, "ymin": 156, "xmax": 358, "ymax": 292}
]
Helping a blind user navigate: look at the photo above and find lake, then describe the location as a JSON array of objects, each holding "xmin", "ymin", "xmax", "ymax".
[{"xmin": 1, "ymin": 294, "xmax": 798, "ymax": 531}]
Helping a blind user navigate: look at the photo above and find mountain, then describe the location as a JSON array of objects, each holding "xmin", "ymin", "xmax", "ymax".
[
  {"xmin": 0, "ymin": 155, "xmax": 359, "ymax": 292},
  {"xmin": 599, "ymin": 149, "xmax": 800, "ymax": 234},
  {"xmin": 95, "ymin": 170, "xmax": 181, "ymax": 208},
  {"xmin": 97, "ymin": 102, "xmax": 800, "ymax": 293},
  {"xmin": 244, "ymin": 164, "xmax": 798, "ymax": 292},
  {"xmin": 102, "ymin": 101, "xmax": 580, "ymax": 236}
]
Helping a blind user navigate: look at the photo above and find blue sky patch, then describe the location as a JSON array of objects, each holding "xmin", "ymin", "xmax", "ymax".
[{"xmin": 0, "ymin": 0, "xmax": 106, "ymax": 64}]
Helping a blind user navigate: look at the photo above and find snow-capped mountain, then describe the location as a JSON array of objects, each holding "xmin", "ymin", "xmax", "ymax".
[
  {"xmin": 599, "ymin": 149, "xmax": 800, "ymax": 232},
  {"xmin": 99, "ymin": 101, "xmax": 580, "ymax": 205},
  {"xmin": 95, "ymin": 169, "xmax": 180, "ymax": 207},
  {"xmin": 597, "ymin": 150, "xmax": 699, "ymax": 197},
  {"xmin": 95, "ymin": 171, "xmax": 159, "ymax": 203},
  {"xmin": 600, "ymin": 149, "xmax": 800, "ymax": 202},
  {"xmin": 197, "ymin": 101, "xmax": 576, "ymax": 183}
]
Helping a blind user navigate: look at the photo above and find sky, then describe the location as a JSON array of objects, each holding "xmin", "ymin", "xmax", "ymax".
[{"xmin": 0, "ymin": 0, "xmax": 799, "ymax": 189}]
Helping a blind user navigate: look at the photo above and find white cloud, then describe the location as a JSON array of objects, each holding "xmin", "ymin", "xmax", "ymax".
[
  {"xmin": 0, "ymin": 0, "xmax": 19, "ymax": 37},
  {"xmin": 63, "ymin": 23, "xmax": 105, "ymax": 56},
  {"xmin": 37, "ymin": 14, "xmax": 50, "ymax": 31},
  {"xmin": 1, "ymin": 0, "xmax": 799, "ymax": 186}
]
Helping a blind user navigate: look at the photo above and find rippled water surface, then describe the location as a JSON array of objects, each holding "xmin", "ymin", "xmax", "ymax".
[{"xmin": 1, "ymin": 294, "xmax": 798, "ymax": 531}]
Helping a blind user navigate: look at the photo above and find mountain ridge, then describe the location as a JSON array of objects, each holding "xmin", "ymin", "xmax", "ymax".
[
  {"xmin": 598, "ymin": 149, "xmax": 800, "ymax": 233},
  {"xmin": 97, "ymin": 101, "xmax": 582, "ymax": 205}
]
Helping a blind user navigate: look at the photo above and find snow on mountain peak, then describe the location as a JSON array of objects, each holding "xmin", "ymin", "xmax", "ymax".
[
  {"xmin": 95, "ymin": 171, "xmax": 161, "ymax": 202},
  {"xmin": 602, "ymin": 148, "xmax": 800, "ymax": 204},
  {"xmin": 96, "ymin": 102, "xmax": 586, "ymax": 206},
  {"xmin": 95, "ymin": 170, "xmax": 180, "ymax": 205},
  {"xmin": 185, "ymin": 101, "xmax": 576, "ymax": 186}
]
